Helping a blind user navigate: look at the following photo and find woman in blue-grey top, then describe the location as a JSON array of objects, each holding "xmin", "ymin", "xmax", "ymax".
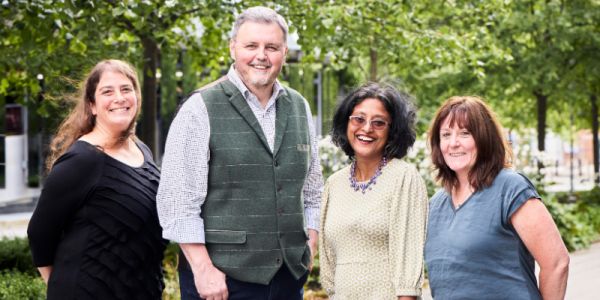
[{"xmin": 425, "ymin": 96, "xmax": 569, "ymax": 300}]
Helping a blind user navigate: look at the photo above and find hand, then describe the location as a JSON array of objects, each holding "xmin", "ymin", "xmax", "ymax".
[
  {"xmin": 307, "ymin": 229, "xmax": 318, "ymax": 271},
  {"xmin": 193, "ymin": 262, "xmax": 228, "ymax": 300},
  {"xmin": 180, "ymin": 243, "xmax": 228, "ymax": 300},
  {"xmin": 37, "ymin": 266, "xmax": 52, "ymax": 284}
]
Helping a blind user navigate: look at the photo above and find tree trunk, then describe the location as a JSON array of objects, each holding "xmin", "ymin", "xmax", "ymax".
[
  {"xmin": 534, "ymin": 91, "xmax": 547, "ymax": 152},
  {"xmin": 592, "ymin": 94, "xmax": 599, "ymax": 185},
  {"xmin": 369, "ymin": 48, "xmax": 377, "ymax": 81},
  {"xmin": 534, "ymin": 91, "xmax": 547, "ymax": 172},
  {"xmin": 140, "ymin": 36, "xmax": 159, "ymax": 158}
]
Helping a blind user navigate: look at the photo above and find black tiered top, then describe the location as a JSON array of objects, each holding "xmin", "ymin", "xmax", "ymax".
[{"xmin": 28, "ymin": 140, "xmax": 167, "ymax": 299}]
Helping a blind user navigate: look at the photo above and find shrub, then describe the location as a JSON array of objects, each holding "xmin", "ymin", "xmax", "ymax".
[
  {"xmin": 546, "ymin": 191, "xmax": 600, "ymax": 251},
  {"xmin": 0, "ymin": 238, "xmax": 36, "ymax": 275},
  {"xmin": 162, "ymin": 243, "xmax": 180, "ymax": 300},
  {"xmin": 0, "ymin": 270, "xmax": 45, "ymax": 300}
]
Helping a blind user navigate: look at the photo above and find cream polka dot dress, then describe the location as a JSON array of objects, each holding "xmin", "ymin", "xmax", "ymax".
[{"xmin": 319, "ymin": 158, "xmax": 428, "ymax": 299}]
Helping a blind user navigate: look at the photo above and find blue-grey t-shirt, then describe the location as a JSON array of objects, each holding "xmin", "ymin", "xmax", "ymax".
[{"xmin": 425, "ymin": 169, "xmax": 542, "ymax": 300}]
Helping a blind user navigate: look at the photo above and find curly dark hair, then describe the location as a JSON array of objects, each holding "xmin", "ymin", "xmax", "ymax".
[{"xmin": 331, "ymin": 82, "xmax": 417, "ymax": 159}]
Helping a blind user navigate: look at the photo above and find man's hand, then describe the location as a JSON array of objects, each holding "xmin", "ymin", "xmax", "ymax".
[
  {"xmin": 307, "ymin": 229, "xmax": 319, "ymax": 271},
  {"xmin": 193, "ymin": 261, "xmax": 228, "ymax": 300},
  {"xmin": 180, "ymin": 243, "xmax": 228, "ymax": 300}
]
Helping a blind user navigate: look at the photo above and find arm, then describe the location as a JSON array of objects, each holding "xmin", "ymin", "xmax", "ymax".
[
  {"xmin": 156, "ymin": 95, "xmax": 228, "ymax": 296},
  {"xmin": 37, "ymin": 266, "xmax": 52, "ymax": 284},
  {"xmin": 318, "ymin": 183, "xmax": 336, "ymax": 296},
  {"xmin": 511, "ymin": 199, "xmax": 569, "ymax": 300},
  {"xmin": 307, "ymin": 229, "xmax": 318, "ymax": 271},
  {"xmin": 179, "ymin": 243, "xmax": 228, "ymax": 300},
  {"xmin": 389, "ymin": 166, "xmax": 428, "ymax": 299},
  {"xmin": 27, "ymin": 147, "xmax": 102, "ymax": 282},
  {"xmin": 157, "ymin": 94, "xmax": 210, "ymax": 244},
  {"xmin": 301, "ymin": 99, "xmax": 325, "ymax": 269}
]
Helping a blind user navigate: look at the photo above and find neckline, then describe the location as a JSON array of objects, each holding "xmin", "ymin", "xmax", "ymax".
[
  {"xmin": 77, "ymin": 140, "xmax": 146, "ymax": 169},
  {"xmin": 349, "ymin": 156, "xmax": 388, "ymax": 194},
  {"xmin": 450, "ymin": 191, "xmax": 475, "ymax": 212}
]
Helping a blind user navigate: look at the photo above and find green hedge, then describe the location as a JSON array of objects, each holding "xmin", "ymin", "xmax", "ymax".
[
  {"xmin": 0, "ymin": 237, "xmax": 36, "ymax": 275},
  {"xmin": 0, "ymin": 270, "xmax": 45, "ymax": 300},
  {"xmin": 547, "ymin": 187, "xmax": 600, "ymax": 251}
]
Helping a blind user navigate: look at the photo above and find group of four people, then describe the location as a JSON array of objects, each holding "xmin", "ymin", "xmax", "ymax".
[{"xmin": 27, "ymin": 6, "xmax": 569, "ymax": 300}]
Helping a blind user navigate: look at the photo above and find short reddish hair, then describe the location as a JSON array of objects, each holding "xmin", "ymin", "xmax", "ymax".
[{"xmin": 428, "ymin": 96, "xmax": 512, "ymax": 192}]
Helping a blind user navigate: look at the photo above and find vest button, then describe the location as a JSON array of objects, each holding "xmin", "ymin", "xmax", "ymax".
[
  {"xmin": 277, "ymin": 185, "xmax": 283, "ymax": 192},
  {"xmin": 277, "ymin": 207, "xmax": 284, "ymax": 215},
  {"xmin": 274, "ymin": 160, "xmax": 279, "ymax": 167},
  {"xmin": 276, "ymin": 258, "xmax": 282, "ymax": 264}
]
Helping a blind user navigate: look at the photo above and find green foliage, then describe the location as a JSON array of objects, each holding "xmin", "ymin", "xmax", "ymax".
[
  {"xmin": 0, "ymin": 238, "xmax": 36, "ymax": 275},
  {"xmin": 547, "ymin": 190, "xmax": 600, "ymax": 251},
  {"xmin": 0, "ymin": 238, "xmax": 45, "ymax": 300},
  {"xmin": 0, "ymin": 270, "xmax": 45, "ymax": 300},
  {"xmin": 305, "ymin": 254, "xmax": 321, "ymax": 291},
  {"xmin": 162, "ymin": 243, "xmax": 181, "ymax": 300}
]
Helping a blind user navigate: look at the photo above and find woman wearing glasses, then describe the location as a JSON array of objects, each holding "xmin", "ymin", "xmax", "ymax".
[{"xmin": 319, "ymin": 82, "xmax": 428, "ymax": 299}]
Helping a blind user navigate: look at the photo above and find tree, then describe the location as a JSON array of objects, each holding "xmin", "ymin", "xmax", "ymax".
[
  {"xmin": 1, "ymin": 0, "xmax": 240, "ymax": 158},
  {"xmin": 72, "ymin": 0, "xmax": 238, "ymax": 156}
]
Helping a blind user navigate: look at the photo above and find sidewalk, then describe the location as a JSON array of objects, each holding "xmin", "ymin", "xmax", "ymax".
[{"xmin": 565, "ymin": 241, "xmax": 600, "ymax": 299}]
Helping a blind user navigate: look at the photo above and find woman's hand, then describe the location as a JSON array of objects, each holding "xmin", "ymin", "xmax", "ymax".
[{"xmin": 38, "ymin": 266, "xmax": 53, "ymax": 284}]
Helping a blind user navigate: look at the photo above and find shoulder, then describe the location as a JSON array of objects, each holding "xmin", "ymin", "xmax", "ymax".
[
  {"xmin": 47, "ymin": 141, "xmax": 105, "ymax": 184},
  {"xmin": 282, "ymin": 85, "xmax": 306, "ymax": 101},
  {"xmin": 178, "ymin": 92, "xmax": 208, "ymax": 116},
  {"xmin": 428, "ymin": 188, "xmax": 449, "ymax": 209},
  {"xmin": 134, "ymin": 139, "xmax": 154, "ymax": 161},
  {"xmin": 325, "ymin": 165, "xmax": 351, "ymax": 187},
  {"xmin": 388, "ymin": 158, "xmax": 418, "ymax": 174},
  {"xmin": 386, "ymin": 158, "xmax": 422, "ymax": 183},
  {"xmin": 491, "ymin": 168, "xmax": 535, "ymax": 190},
  {"xmin": 430, "ymin": 189, "xmax": 447, "ymax": 201},
  {"xmin": 197, "ymin": 76, "xmax": 229, "ymax": 98},
  {"xmin": 53, "ymin": 141, "xmax": 105, "ymax": 169}
]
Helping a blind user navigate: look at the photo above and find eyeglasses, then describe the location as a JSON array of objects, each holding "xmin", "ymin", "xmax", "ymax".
[{"xmin": 348, "ymin": 115, "xmax": 389, "ymax": 130}]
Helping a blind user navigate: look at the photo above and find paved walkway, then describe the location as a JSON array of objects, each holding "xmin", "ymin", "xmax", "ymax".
[{"xmin": 565, "ymin": 241, "xmax": 600, "ymax": 299}]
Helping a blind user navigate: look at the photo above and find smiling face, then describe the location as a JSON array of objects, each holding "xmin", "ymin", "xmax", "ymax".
[
  {"xmin": 346, "ymin": 98, "xmax": 391, "ymax": 163},
  {"xmin": 91, "ymin": 71, "xmax": 138, "ymax": 134},
  {"xmin": 439, "ymin": 115, "xmax": 478, "ymax": 179},
  {"xmin": 229, "ymin": 21, "xmax": 287, "ymax": 92}
]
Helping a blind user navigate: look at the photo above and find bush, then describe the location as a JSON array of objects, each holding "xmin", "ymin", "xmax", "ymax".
[
  {"xmin": 546, "ymin": 191, "xmax": 600, "ymax": 251},
  {"xmin": 162, "ymin": 243, "xmax": 180, "ymax": 300},
  {"xmin": 0, "ymin": 238, "xmax": 36, "ymax": 275},
  {"xmin": 0, "ymin": 270, "xmax": 45, "ymax": 300}
]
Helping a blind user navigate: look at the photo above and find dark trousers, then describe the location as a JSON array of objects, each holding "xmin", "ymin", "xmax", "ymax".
[{"xmin": 179, "ymin": 257, "xmax": 308, "ymax": 300}]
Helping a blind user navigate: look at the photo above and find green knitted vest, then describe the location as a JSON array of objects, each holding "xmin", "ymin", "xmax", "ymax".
[{"xmin": 199, "ymin": 78, "xmax": 311, "ymax": 285}]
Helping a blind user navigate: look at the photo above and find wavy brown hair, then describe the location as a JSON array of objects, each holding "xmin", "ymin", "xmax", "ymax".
[
  {"xmin": 46, "ymin": 59, "xmax": 142, "ymax": 171},
  {"xmin": 428, "ymin": 96, "xmax": 513, "ymax": 192}
]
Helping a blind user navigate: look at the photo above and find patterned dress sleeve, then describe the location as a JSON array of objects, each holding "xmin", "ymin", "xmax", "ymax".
[
  {"xmin": 318, "ymin": 180, "xmax": 336, "ymax": 296},
  {"xmin": 389, "ymin": 163, "xmax": 429, "ymax": 296}
]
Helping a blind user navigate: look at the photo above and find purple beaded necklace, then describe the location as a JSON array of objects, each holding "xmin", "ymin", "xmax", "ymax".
[{"xmin": 349, "ymin": 156, "xmax": 388, "ymax": 194}]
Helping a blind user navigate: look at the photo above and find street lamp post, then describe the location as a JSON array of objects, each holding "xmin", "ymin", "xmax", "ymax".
[{"xmin": 37, "ymin": 73, "xmax": 45, "ymax": 185}]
